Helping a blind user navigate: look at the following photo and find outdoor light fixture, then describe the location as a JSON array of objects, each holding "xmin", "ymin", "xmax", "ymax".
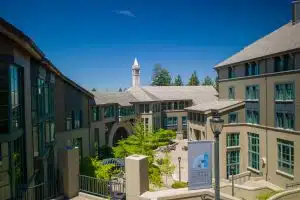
[
  {"xmin": 210, "ymin": 114, "xmax": 224, "ymax": 135},
  {"xmin": 178, "ymin": 156, "xmax": 182, "ymax": 182},
  {"xmin": 210, "ymin": 109, "xmax": 224, "ymax": 200}
]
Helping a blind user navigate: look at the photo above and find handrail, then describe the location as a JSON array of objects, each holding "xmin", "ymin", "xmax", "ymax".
[{"xmin": 286, "ymin": 182, "xmax": 300, "ymax": 189}]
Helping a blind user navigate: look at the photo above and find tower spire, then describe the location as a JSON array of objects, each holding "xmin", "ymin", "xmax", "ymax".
[{"xmin": 132, "ymin": 58, "xmax": 140, "ymax": 87}]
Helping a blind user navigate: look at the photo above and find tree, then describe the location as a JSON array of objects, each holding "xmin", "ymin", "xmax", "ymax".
[
  {"xmin": 151, "ymin": 64, "xmax": 172, "ymax": 86},
  {"xmin": 173, "ymin": 75, "xmax": 183, "ymax": 86},
  {"xmin": 187, "ymin": 71, "xmax": 200, "ymax": 86},
  {"xmin": 112, "ymin": 120, "xmax": 176, "ymax": 187},
  {"xmin": 92, "ymin": 88, "xmax": 96, "ymax": 92},
  {"xmin": 157, "ymin": 152, "xmax": 175, "ymax": 186},
  {"xmin": 202, "ymin": 76, "xmax": 215, "ymax": 86},
  {"xmin": 119, "ymin": 88, "xmax": 123, "ymax": 92}
]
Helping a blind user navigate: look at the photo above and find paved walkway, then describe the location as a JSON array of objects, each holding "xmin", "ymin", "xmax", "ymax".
[{"xmin": 155, "ymin": 139, "xmax": 189, "ymax": 186}]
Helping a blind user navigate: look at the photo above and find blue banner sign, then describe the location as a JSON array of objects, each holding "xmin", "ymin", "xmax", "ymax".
[{"xmin": 188, "ymin": 140, "xmax": 213, "ymax": 190}]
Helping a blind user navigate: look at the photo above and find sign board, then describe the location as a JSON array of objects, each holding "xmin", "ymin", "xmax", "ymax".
[{"xmin": 188, "ymin": 140, "xmax": 213, "ymax": 190}]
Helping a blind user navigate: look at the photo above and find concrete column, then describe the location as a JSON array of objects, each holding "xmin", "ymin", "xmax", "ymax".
[
  {"xmin": 58, "ymin": 147, "xmax": 79, "ymax": 198},
  {"xmin": 125, "ymin": 155, "xmax": 149, "ymax": 200}
]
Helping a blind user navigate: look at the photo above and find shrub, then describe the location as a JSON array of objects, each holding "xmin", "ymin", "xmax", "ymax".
[{"xmin": 171, "ymin": 181, "xmax": 188, "ymax": 189}]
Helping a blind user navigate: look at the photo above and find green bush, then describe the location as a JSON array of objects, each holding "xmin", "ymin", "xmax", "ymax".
[{"xmin": 171, "ymin": 181, "xmax": 188, "ymax": 189}]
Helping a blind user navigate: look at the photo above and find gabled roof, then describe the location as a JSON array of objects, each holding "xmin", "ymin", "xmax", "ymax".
[
  {"xmin": 93, "ymin": 86, "xmax": 218, "ymax": 106},
  {"xmin": 215, "ymin": 22, "xmax": 300, "ymax": 68},
  {"xmin": 92, "ymin": 91, "xmax": 137, "ymax": 106},
  {"xmin": 185, "ymin": 100, "xmax": 244, "ymax": 113}
]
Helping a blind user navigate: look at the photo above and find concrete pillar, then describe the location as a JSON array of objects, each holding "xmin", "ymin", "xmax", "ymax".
[
  {"xmin": 125, "ymin": 155, "xmax": 149, "ymax": 200},
  {"xmin": 58, "ymin": 147, "xmax": 79, "ymax": 198}
]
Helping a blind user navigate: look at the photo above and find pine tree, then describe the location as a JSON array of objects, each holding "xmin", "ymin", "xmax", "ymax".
[
  {"xmin": 174, "ymin": 75, "xmax": 183, "ymax": 86},
  {"xmin": 151, "ymin": 64, "xmax": 172, "ymax": 86},
  {"xmin": 187, "ymin": 71, "xmax": 200, "ymax": 86}
]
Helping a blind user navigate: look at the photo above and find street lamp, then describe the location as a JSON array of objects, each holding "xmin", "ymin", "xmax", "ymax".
[
  {"xmin": 210, "ymin": 110, "xmax": 224, "ymax": 200},
  {"xmin": 230, "ymin": 165, "xmax": 235, "ymax": 196},
  {"xmin": 178, "ymin": 156, "xmax": 182, "ymax": 182}
]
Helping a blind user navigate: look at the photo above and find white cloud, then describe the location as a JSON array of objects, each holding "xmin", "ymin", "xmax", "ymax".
[{"xmin": 114, "ymin": 10, "xmax": 136, "ymax": 18}]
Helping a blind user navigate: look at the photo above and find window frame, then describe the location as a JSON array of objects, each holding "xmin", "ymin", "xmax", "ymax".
[
  {"xmin": 228, "ymin": 112, "xmax": 238, "ymax": 124},
  {"xmin": 248, "ymin": 133, "xmax": 260, "ymax": 170},
  {"xmin": 228, "ymin": 86, "xmax": 235, "ymax": 100},
  {"xmin": 226, "ymin": 133, "xmax": 240, "ymax": 147},
  {"xmin": 277, "ymin": 139, "xmax": 294, "ymax": 175}
]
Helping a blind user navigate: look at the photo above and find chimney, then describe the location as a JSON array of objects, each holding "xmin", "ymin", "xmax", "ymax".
[{"xmin": 292, "ymin": 0, "xmax": 300, "ymax": 24}]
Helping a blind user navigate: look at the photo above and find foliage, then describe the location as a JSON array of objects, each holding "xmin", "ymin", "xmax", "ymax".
[
  {"xmin": 80, "ymin": 156, "xmax": 119, "ymax": 181},
  {"xmin": 98, "ymin": 145, "xmax": 113, "ymax": 160},
  {"xmin": 113, "ymin": 120, "xmax": 175, "ymax": 187},
  {"xmin": 201, "ymin": 76, "xmax": 215, "ymax": 86},
  {"xmin": 187, "ymin": 71, "xmax": 200, "ymax": 86},
  {"xmin": 171, "ymin": 181, "xmax": 188, "ymax": 189},
  {"xmin": 118, "ymin": 88, "xmax": 122, "ymax": 92},
  {"xmin": 156, "ymin": 152, "xmax": 175, "ymax": 185},
  {"xmin": 92, "ymin": 88, "xmax": 96, "ymax": 92},
  {"xmin": 256, "ymin": 191, "xmax": 279, "ymax": 200},
  {"xmin": 151, "ymin": 64, "xmax": 172, "ymax": 86},
  {"xmin": 173, "ymin": 74, "xmax": 183, "ymax": 86}
]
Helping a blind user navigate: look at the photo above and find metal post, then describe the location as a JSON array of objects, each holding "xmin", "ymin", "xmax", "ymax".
[
  {"xmin": 231, "ymin": 166, "xmax": 235, "ymax": 196},
  {"xmin": 214, "ymin": 132, "xmax": 220, "ymax": 200},
  {"xmin": 178, "ymin": 157, "xmax": 181, "ymax": 182}
]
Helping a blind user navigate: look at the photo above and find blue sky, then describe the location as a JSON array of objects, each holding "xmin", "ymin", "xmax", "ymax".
[{"xmin": 0, "ymin": 0, "xmax": 292, "ymax": 90}]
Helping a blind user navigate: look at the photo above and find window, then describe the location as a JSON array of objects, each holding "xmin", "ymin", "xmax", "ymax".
[
  {"xmin": 145, "ymin": 104, "xmax": 150, "ymax": 113},
  {"xmin": 179, "ymin": 101, "xmax": 184, "ymax": 109},
  {"xmin": 229, "ymin": 87, "xmax": 235, "ymax": 100},
  {"xmin": 226, "ymin": 151, "xmax": 240, "ymax": 178},
  {"xmin": 248, "ymin": 133, "xmax": 260, "ymax": 170},
  {"xmin": 197, "ymin": 113, "xmax": 200, "ymax": 122},
  {"xmin": 164, "ymin": 117, "xmax": 178, "ymax": 127},
  {"xmin": 228, "ymin": 113, "xmax": 238, "ymax": 123},
  {"xmin": 174, "ymin": 102, "xmax": 178, "ymax": 110},
  {"xmin": 245, "ymin": 62, "xmax": 259, "ymax": 76},
  {"xmin": 92, "ymin": 107, "xmax": 99, "ymax": 121},
  {"xmin": 162, "ymin": 103, "xmax": 167, "ymax": 111},
  {"xmin": 10, "ymin": 65, "xmax": 23, "ymax": 131},
  {"xmin": 226, "ymin": 133, "xmax": 239, "ymax": 147},
  {"xmin": 246, "ymin": 109, "xmax": 259, "ymax": 124},
  {"xmin": 277, "ymin": 139, "xmax": 294, "ymax": 175},
  {"xmin": 72, "ymin": 110, "xmax": 82, "ymax": 129},
  {"xmin": 167, "ymin": 102, "xmax": 172, "ymax": 110},
  {"xmin": 228, "ymin": 67, "xmax": 235, "ymax": 79},
  {"xmin": 275, "ymin": 55, "xmax": 294, "ymax": 72},
  {"xmin": 182, "ymin": 116, "xmax": 187, "ymax": 126},
  {"xmin": 246, "ymin": 85, "xmax": 259, "ymax": 100},
  {"xmin": 275, "ymin": 112, "xmax": 294, "ymax": 130},
  {"xmin": 66, "ymin": 113, "xmax": 72, "ymax": 131},
  {"xmin": 104, "ymin": 105, "xmax": 115, "ymax": 118},
  {"xmin": 275, "ymin": 83, "xmax": 294, "ymax": 101}
]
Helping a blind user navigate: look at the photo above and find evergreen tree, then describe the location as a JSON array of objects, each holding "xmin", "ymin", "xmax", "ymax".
[
  {"xmin": 187, "ymin": 71, "xmax": 200, "ymax": 86},
  {"xmin": 202, "ymin": 76, "xmax": 215, "ymax": 86},
  {"xmin": 92, "ymin": 88, "xmax": 96, "ymax": 92},
  {"xmin": 118, "ymin": 88, "xmax": 123, "ymax": 92},
  {"xmin": 173, "ymin": 75, "xmax": 183, "ymax": 86},
  {"xmin": 151, "ymin": 64, "xmax": 172, "ymax": 86}
]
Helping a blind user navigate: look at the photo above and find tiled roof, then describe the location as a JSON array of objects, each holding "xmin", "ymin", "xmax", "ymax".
[
  {"xmin": 93, "ymin": 86, "xmax": 218, "ymax": 106},
  {"xmin": 185, "ymin": 100, "xmax": 244, "ymax": 112},
  {"xmin": 92, "ymin": 91, "xmax": 137, "ymax": 106},
  {"xmin": 215, "ymin": 22, "xmax": 300, "ymax": 68}
]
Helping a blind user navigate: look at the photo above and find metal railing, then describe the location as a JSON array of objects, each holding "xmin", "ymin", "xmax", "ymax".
[
  {"xmin": 79, "ymin": 175, "xmax": 125, "ymax": 199},
  {"xmin": 286, "ymin": 182, "xmax": 300, "ymax": 189}
]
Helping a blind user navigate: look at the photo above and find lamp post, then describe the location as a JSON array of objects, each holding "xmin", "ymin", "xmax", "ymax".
[
  {"xmin": 178, "ymin": 156, "xmax": 182, "ymax": 182},
  {"xmin": 231, "ymin": 165, "xmax": 235, "ymax": 196},
  {"xmin": 210, "ymin": 110, "xmax": 224, "ymax": 200}
]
